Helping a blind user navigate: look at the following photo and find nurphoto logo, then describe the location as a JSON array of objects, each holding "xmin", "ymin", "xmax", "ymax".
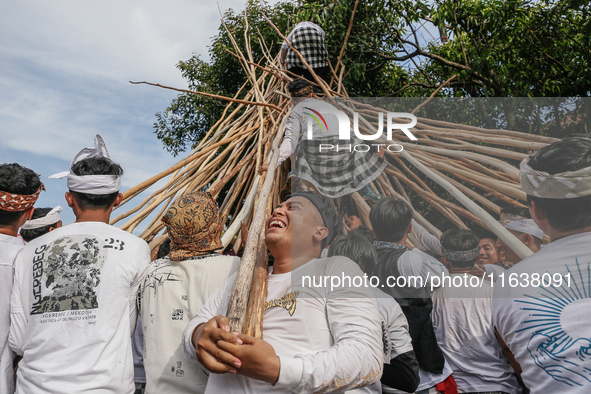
[{"xmin": 303, "ymin": 106, "xmax": 418, "ymax": 153}]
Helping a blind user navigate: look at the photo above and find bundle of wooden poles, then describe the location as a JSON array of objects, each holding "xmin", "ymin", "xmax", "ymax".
[{"xmin": 112, "ymin": 14, "xmax": 559, "ymax": 335}]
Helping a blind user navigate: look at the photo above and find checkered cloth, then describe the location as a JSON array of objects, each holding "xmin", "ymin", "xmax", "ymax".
[
  {"xmin": 520, "ymin": 158, "xmax": 591, "ymax": 199},
  {"xmin": 286, "ymin": 26, "xmax": 329, "ymax": 69},
  {"xmin": 293, "ymin": 136, "xmax": 386, "ymax": 198}
]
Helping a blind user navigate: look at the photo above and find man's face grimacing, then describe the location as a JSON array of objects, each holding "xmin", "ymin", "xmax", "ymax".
[
  {"xmin": 265, "ymin": 196, "xmax": 328, "ymax": 253},
  {"xmin": 477, "ymin": 238, "xmax": 499, "ymax": 266}
]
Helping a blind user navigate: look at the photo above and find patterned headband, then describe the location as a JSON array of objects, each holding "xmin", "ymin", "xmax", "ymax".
[
  {"xmin": 441, "ymin": 245, "xmax": 479, "ymax": 263},
  {"xmin": 291, "ymin": 85, "xmax": 313, "ymax": 98},
  {"xmin": 0, "ymin": 183, "xmax": 45, "ymax": 212},
  {"xmin": 520, "ymin": 157, "xmax": 591, "ymax": 199}
]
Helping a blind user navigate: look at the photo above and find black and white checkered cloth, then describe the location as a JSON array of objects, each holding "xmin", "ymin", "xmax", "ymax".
[
  {"xmin": 294, "ymin": 136, "xmax": 387, "ymax": 198},
  {"xmin": 286, "ymin": 26, "xmax": 329, "ymax": 69}
]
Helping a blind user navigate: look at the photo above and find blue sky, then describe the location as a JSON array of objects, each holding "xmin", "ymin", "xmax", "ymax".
[{"xmin": 0, "ymin": 0, "xmax": 260, "ymax": 234}]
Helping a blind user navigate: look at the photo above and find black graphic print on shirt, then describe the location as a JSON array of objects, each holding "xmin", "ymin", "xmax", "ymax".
[{"xmin": 31, "ymin": 235, "xmax": 107, "ymax": 315}]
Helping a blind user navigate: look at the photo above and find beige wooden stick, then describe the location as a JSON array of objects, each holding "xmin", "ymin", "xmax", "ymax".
[
  {"xmin": 411, "ymin": 75, "xmax": 457, "ymax": 115},
  {"xmin": 221, "ymin": 174, "xmax": 261, "ymax": 248},
  {"xmin": 400, "ymin": 150, "xmax": 532, "ymax": 259},
  {"xmin": 226, "ymin": 113, "xmax": 288, "ymax": 333},
  {"xmin": 130, "ymin": 81, "xmax": 284, "ymax": 112},
  {"xmin": 422, "ymin": 138, "xmax": 527, "ymax": 161},
  {"xmin": 335, "ymin": 0, "xmax": 360, "ymax": 75},
  {"xmin": 351, "ymin": 192, "xmax": 372, "ymax": 230},
  {"xmin": 433, "ymin": 170, "xmax": 502, "ymax": 214},
  {"xmin": 242, "ymin": 228, "xmax": 269, "ymax": 338},
  {"xmin": 387, "ymin": 168, "xmax": 468, "ymax": 229},
  {"xmin": 416, "ymin": 117, "xmax": 559, "ymax": 144},
  {"xmin": 397, "ymin": 142, "xmax": 521, "ymax": 181}
]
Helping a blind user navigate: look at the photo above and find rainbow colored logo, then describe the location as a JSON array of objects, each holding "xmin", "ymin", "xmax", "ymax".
[{"xmin": 303, "ymin": 107, "xmax": 328, "ymax": 132}]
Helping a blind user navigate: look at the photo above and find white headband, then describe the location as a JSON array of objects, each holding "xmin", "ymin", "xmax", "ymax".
[
  {"xmin": 21, "ymin": 206, "xmax": 63, "ymax": 230},
  {"xmin": 500, "ymin": 217, "xmax": 544, "ymax": 240},
  {"xmin": 49, "ymin": 134, "xmax": 122, "ymax": 195}
]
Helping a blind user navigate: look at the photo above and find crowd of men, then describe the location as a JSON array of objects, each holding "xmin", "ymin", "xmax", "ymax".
[
  {"xmin": 1, "ymin": 128, "xmax": 590, "ymax": 394},
  {"xmin": 1, "ymin": 22, "xmax": 590, "ymax": 394}
]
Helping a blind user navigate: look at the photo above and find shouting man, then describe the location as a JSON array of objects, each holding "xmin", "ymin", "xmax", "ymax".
[{"xmin": 182, "ymin": 191, "xmax": 383, "ymax": 393}]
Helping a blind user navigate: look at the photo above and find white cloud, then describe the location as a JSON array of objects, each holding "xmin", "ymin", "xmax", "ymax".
[
  {"xmin": 0, "ymin": 0, "xmax": 280, "ymax": 234},
  {"xmin": 0, "ymin": 0, "xmax": 256, "ymax": 85}
]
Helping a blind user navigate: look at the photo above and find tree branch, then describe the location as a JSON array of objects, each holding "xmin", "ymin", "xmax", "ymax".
[{"xmin": 129, "ymin": 81, "xmax": 284, "ymax": 112}]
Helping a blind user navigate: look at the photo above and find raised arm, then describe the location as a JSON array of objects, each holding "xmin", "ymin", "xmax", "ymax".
[{"xmin": 411, "ymin": 219, "xmax": 442, "ymax": 256}]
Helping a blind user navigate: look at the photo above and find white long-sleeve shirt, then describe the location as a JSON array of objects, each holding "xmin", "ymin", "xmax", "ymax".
[
  {"xmin": 0, "ymin": 234, "xmax": 24, "ymax": 394},
  {"xmin": 277, "ymin": 98, "xmax": 342, "ymax": 167},
  {"xmin": 9, "ymin": 222, "xmax": 150, "ymax": 394},
  {"xmin": 411, "ymin": 219, "xmax": 442, "ymax": 256},
  {"xmin": 183, "ymin": 256, "xmax": 384, "ymax": 393}
]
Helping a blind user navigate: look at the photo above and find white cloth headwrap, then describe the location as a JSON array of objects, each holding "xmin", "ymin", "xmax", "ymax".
[
  {"xmin": 21, "ymin": 206, "xmax": 63, "ymax": 230},
  {"xmin": 48, "ymin": 134, "xmax": 122, "ymax": 195},
  {"xmin": 520, "ymin": 157, "xmax": 591, "ymax": 199},
  {"xmin": 499, "ymin": 213, "xmax": 544, "ymax": 240}
]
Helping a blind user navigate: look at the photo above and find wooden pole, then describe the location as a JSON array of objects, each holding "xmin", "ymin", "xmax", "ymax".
[
  {"xmin": 400, "ymin": 150, "xmax": 533, "ymax": 260},
  {"xmin": 225, "ymin": 113, "xmax": 289, "ymax": 334}
]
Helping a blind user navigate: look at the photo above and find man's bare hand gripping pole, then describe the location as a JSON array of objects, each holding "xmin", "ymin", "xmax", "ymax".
[{"xmin": 192, "ymin": 316, "xmax": 244, "ymax": 374}]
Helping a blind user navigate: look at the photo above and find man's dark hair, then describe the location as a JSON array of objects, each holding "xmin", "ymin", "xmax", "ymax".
[
  {"xmin": 319, "ymin": 197, "xmax": 341, "ymax": 249},
  {"xmin": 287, "ymin": 78, "xmax": 312, "ymax": 97},
  {"xmin": 477, "ymin": 230, "xmax": 497, "ymax": 242},
  {"xmin": 500, "ymin": 206, "xmax": 531, "ymax": 219},
  {"xmin": 0, "ymin": 163, "xmax": 41, "ymax": 226},
  {"xmin": 288, "ymin": 191, "xmax": 340, "ymax": 249},
  {"xmin": 526, "ymin": 135, "xmax": 591, "ymax": 232},
  {"xmin": 369, "ymin": 197, "xmax": 413, "ymax": 243},
  {"xmin": 69, "ymin": 157, "xmax": 123, "ymax": 210},
  {"xmin": 20, "ymin": 207, "xmax": 60, "ymax": 242},
  {"xmin": 328, "ymin": 233, "xmax": 377, "ymax": 275},
  {"xmin": 351, "ymin": 226, "xmax": 376, "ymax": 243},
  {"xmin": 157, "ymin": 238, "xmax": 172, "ymax": 260},
  {"xmin": 441, "ymin": 228, "xmax": 479, "ymax": 267}
]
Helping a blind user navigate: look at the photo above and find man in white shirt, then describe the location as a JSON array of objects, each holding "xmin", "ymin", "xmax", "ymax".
[
  {"xmin": 140, "ymin": 190, "xmax": 240, "ymax": 394},
  {"xmin": 183, "ymin": 191, "xmax": 384, "ymax": 393},
  {"xmin": 432, "ymin": 228, "xmax": 521, "ymax": 394},
  {"xmin": 9, "ymin": 135, "xmax": 150, "ymax": 393},
  {"xmin": 0, "ymin": 163, "xmax": 41, "ymax": 394},
  {"xmin": 328, "ymin": 232, "xmax": 419, "ymax": 394},
  {"xmin": 493, "ymin": 135, "xmax": 591, "ymax": 393},
  {"xmin": 266, "ymin": 79, "xmax": 386, "ymax": 199},
  {"xmin": 369, "ymin": 197, "xmax": 455, "ymax": 393}
]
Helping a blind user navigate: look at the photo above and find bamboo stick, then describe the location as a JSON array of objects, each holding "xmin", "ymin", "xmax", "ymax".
[
  {"xmin": 226, "ymin": 113, "xmax": 288, "ymax": 333},
  {"xmin": 411, "ymin": 75, "xmax": 457, "ymax": 115},
  {"xmin": 400, "ymin": 151, "xmax": 533, "ymax": 259},
  {"xmin": 221, "ymin": 175, "xmax": 261, "ymax": 248}
]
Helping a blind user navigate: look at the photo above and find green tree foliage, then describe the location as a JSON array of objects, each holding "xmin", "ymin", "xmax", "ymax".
[
  {"xmin": 155, "ymin": 0, "xmax": 590, "ymax": 154},
  {"xmin": 155, "ymin": 0, "xmax": 293, "ymax": 155},
  {"xmin": 422, "ymin": 0, "xmax": 591, "ymax": 97}
]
